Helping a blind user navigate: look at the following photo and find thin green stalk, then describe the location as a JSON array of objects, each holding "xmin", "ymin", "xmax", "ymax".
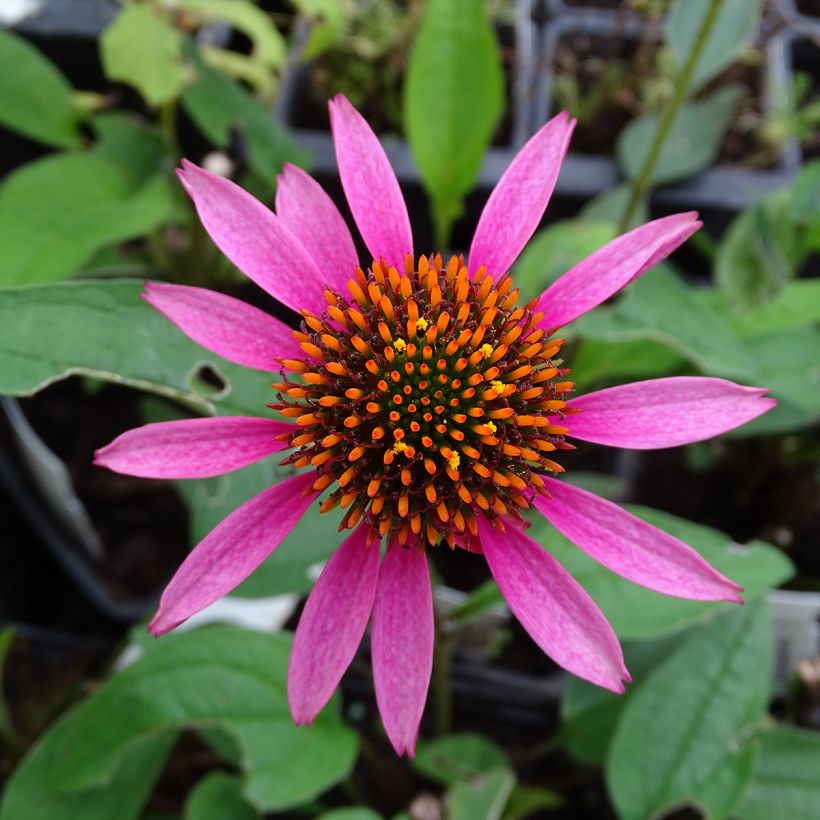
[{"xmin": 619, "ymin": 0, "xmax": 725, "ymax": 231}]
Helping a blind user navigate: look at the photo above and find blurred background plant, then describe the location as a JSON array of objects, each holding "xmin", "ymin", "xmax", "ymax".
[{"xmin": 0, "ymin": 0, "xmax": 819, "ymax": 818}]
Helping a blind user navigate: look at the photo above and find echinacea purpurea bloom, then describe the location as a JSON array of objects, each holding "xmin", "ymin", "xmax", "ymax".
[{"xmin": 96, "ymin": 95, "xmax": 775, "ymax": 757}]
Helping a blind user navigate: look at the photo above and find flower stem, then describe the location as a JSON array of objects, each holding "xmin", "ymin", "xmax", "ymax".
[{"xmin": 619, "ymin": 0, "xmax": 725, "ymax": 232}]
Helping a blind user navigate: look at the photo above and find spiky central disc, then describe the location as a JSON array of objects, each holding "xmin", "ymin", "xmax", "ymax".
[{"xmin": 271, "ymin": 254, "xmax": 574, "ymax": 548}]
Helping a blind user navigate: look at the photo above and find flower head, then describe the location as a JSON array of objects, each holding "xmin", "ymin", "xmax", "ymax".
[{"xmin": 95, "ymin": 94, "xmax": 775, "ymax": 757}]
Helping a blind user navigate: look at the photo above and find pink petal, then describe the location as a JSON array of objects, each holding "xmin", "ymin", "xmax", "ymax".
[
  {"xmin": 478, "ymin": 515, "xmax": 629, "ymax": 693},
  {"xmin": 371, "ymin": 544, "xmax": 433, "ymax": 757},
  {"xmin": 177, "ymin": 160, "xmax": 328, "ymax": 314},
  {"xmin": 95, "ymin": 416, "xmax": 292, "ymax": 479},
  {"xmin": 566, "ymin": 377, "xmax": 776, "ymax": 449},
  {"xmin": 149, "ymin": 472, "xmax": 317, "ymax": 634},
  {"xmin": 329, "ymin": 94, "xmax": 412, "ymax": 271},
  {"xmin": 468, "ymin": 112, "xmax": 575, "ymax": 278},
  {"xmin": 143, "ymin": 281, "xmax": 303, "ymax": 370},
  {"xmin": 536, "ymin": 212, "xmax": 701, "ymax": 331},
  {"xmin": 275, "ymin": 163, "xmax": 359, "ymax": 292},
  {"xmin": 534, "ymin": 478, "xmax": 744, "ymax": 602},
  {"xmin": 288, "ymin": 523, "xmax": 379, "ymax": 724}
]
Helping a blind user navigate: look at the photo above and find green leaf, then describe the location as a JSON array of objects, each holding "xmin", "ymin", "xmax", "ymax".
[
  {"xmin": 0, "ymin": 280, "xmax": 269, "ymax": 417},
  {"xmin": 44, "ymin": 627, "xmax": 357, "ymax": 812},
  {"xmin": 716, "ymin": 194, "xmax": 803, "ymax": 312},
  {"xmin": 737, "ymin": 726, "xmax": 820, "ymax": 820},
  {"xmin": 707, "ymin": 280, "xmax": 820, "ymax": 337},
  {"xmin": 606, "ymin": 600, "xmax": 772, "ymax": 820},
  {"xmin": 176, "ymin": 460, "xmax": 343, "ymax": 598},
  {"xmin": 666, "ymin": 0, "xmax": 763, "ymax": 92},
  {"xmin": 175, "ymin": 0, "xmax": 286, "ymax": 72},
  {"xmin": 571, "ymin": 337, "xmax": 686, "ymax": 386},
  {"xmin": 0, "ymin": 29, "xmax": 81, "ymax": 148},
  {"xmin": 580, "ymin": 184, "xmax": 649, "ymax": 231},
  {"xmin": 0, "ymin": 153, "xmax": 176, "ymax": 285},
  {"xmin": 560, "ymin": 635, "xmax": 685, "ymax": 766},
  {"xmin": 101, "ymin": 5, "xmax": 187, "ymax": 106},
  {"xmin": 181, "ymin": 44, "xmax": 308, "ymax": 187},
  {"xmin": 404, "ymin": 0, "xmax": 504, "ymax": 246},
  {"xmin": 0, "ymin": 729, "xmax": 174, "ymax": 820},
  {"xmin": 0, "ymin": 627, "xmax": 16, "ymax": 745},
  {"xmin": 93, "ymin": 112, "xmax": 174, "ymax": 187},
  {"xmin": 529, "ymin": 505, "xmax": 793, "ymax": 641},
  {"xmin": 716, "ymin": 165, "xmax": 819, "ymax": 313},
  {"xmin": 316, "ymin": 809, "xmax": 382, "ymax": 820},
  {"xmin": 513, "ymin": 220, "xmax": 616, "ymax": 302},
  {"xmin": 574, "ymin": 266, "xmax": 756, "ymax": 381},
  {"xmin": 447, "ymin": 768, "xmax": 516, "ymax": 820},
  {"xmin": 501, "ymin": 785, "xmax": 562, "ymax": 820},
  {"xmin": 185, "ymin": 773, "xmax": 259, "ymax": 820},
  {"xmin": 413, "ymin": 734, "xmax": 511, "ymax": 787},
  {"xmin": 291, "ymin": 0, "xmax": 348, "ymax": 59},
  {"xmin": 617, "ymin": 86, "xmax": 742, "ymax": 185}
]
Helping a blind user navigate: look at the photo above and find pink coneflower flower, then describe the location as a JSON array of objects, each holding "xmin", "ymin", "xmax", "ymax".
[{"xmin": 96, "ymin": 95, "xmax": 774, "ymax": 756}]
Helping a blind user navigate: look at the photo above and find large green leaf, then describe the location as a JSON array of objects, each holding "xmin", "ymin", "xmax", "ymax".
[
  {"xmin": 0, "ymin": 729, "xmax": 174, "ymax": 820},
  {"xmin": 0, "ymin": 153, "xmax": 176, "ymax": 285},
  {"xmin": 413, "ymin": 734, "xmax": 511, "ymax": 787},
  {"xmin": 574, "ymin": 266, "xmax": 756, "ymax": 381},
  {"xmin": 176, "ymin": 459, "xmax": 344, "ymax": 598},
  {"xmin": 560, "ymin": 635, "xmax": 684, "ymax": 766},
  {"xmin": 513, "ymin": 220, "xmax": 616, "ymax": 302},
  {"xmin": 529, "ymin": 506, "xmax": 792, "ymax": 641},
  {"xmin": 43, "ymin": 627, "xmax": 357, "ymax": 812},
  {"xmin": 184, "ymin": 773, "xmax": 259, "ymax": 820},
  {"xmin": 0, "ymin": 29, "xmax": 81, "ymax": 148},
  {"xmin": 0, "ymin": 280, "xmax": 268, "ymax": 417},
  {"xmin": 100, "ymin": 5, "xmax": 187, "ymax": 107},
  {"xmin": 571, "ymin": 337, "xmax": 687, "ymax": 386},
  {"xmin": 181, "ymin": 45, "xmax": 308, "ymax": 188},
  {"xmin": 704, "ymin": 279, "xmax": 820, "ymax": 337},
  {"xmin": 446, "ymin": 768, "xmax": 516, "ymax": 820},
  {"xmin": 737, "ymin": 726, "xmax": 820, "ymax": 820},
  {"xmin": 606, "ymin": 599, "xmax": 772, "ymax": 820},
  {"xmin": 403, "ymin": 0, "xmax": 503, "ymax": 245},
  {"xmin": 617, "ymin": 86, "xmax": 742, "ymax": 185},
  {"xmin": 716, "ymin": 163, "xmax": 820, "ymax": 312},
  {"xmin": 666, "ymin": 0, "xmax": 763, "ymax": 93}
]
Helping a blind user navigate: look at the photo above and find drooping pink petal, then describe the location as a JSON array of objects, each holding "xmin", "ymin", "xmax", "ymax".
[
  {"xmin": 566, "ymin": 377, "xmax": 776, "ymax": 449},
  {"xmin": 478, "ymin": 515, "xmax": 629, "ymax": 693},
  {"xmin": 329, "ymin": 94, "xmax": 412, "ymax": 271},
  {"xmin": 536, "ymin": 212, "xmax": 701, "ymax": 331},
  {"xmin": 275, "ymin": 163, "xmax": 359, "ymax": 292},
  {"xmin": 149, "ymin": 472, "xmax": 317, "ymax": 635},
  {"xmin": 177, "ymin": 160, "xmax": 328, "ymax": 314},
  {"xmin": 288, "ymin": 523, "xmax": 379, "ymax": 724},
  {"xmin": 95, "ymin": 416, "xmax": 292, "ymax": 479},
  {"xmin": 468, "ymin": 112, "xmax": 575, "ymax": 278},
  {"xmin": 143, "ymin": 282, "xmax": 303, "ymax": 369},
  {"xmin": 371, "ymin": 544, "xmax": 433, "ymax": 757},
  {"xmin": 534, "ymin": 478, "xmax": 744, "ymax": 602}
]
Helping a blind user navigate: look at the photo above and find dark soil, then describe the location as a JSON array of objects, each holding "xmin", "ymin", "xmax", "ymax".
[
  {"xmin": 550, "ymin": 28, "xmax": 782, "ymax": 168},
  {"xmin": 290, "ymin": 23, "xmax": 519, "ymax": 147},
  {"xmin": 796, "ymin": 0, "xmax": 820, "ymax": 15},
  {"xmin": 13, "ymin": 380, "xmax": 190, "ymax": 606}
]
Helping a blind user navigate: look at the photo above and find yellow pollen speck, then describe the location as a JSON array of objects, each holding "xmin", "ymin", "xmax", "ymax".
[
  {"xmin": 480, "ymin": 343, "xmax": 493, "ymax": 359},
  {"xmin": 415, "ymin": 317, "xmax": 429, "ymax": 331},
  {"xmin": 448, "ymin": 452, "xmax": 461, "ymax": 470},
  {"xmin": 486, "ymin": 421, "xmax": 497, "ymax": 434},
  {"xmin": 490, "ymin": 380, "xmax": 505, "ymax": 395},
  {"xmin": 392, "ymin": 441, "xmax": 408, "ymax": 454},
  {"xmin": 393, "ymin": 338, "xmax": 407, "ymax": 352}
]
